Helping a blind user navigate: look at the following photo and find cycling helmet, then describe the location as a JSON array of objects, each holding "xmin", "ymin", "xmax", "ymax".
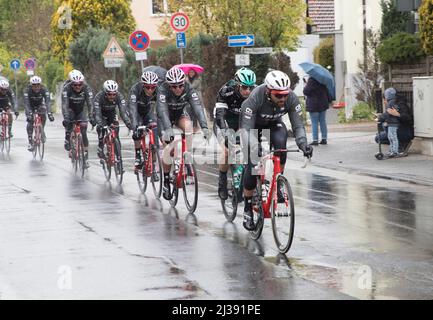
[
  {"xmin": 0, "ymin": 79, "xmax": 9, "ymax": 89},
  {"xmin": 30, "ymin": 76, "xmax": 42, "ymax": 85},
  {"xmin": 264, "ymin": 70, "xmax": 290, "ymax": 93},
  {"xmin": 235, "ymin": 67, "xmax": 256, "ymax": 86},
  {"xmin": 166, "ymin": 67, "xmax": 186, "ymax": 85},
  {"xmin": 103, "ymin": 80, "xmax": 118, "ymax": 93},
  {"xmin": 69, "ymin": 70, "xmax": 84, "ymax": 83},
  {"xmin": 141, "ymin": 71, "xmax": 159, "ymax": 85}
]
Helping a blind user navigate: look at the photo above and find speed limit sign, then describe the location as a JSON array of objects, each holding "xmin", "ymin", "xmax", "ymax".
[{"xmin": 170, "ymin": 12, "xmax": 190, "ymax": 32}]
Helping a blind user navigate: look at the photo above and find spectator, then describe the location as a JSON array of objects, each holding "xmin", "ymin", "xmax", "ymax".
[
  {"xmin": 378, "ymin": 88, "xmax": 400, "ymax": 157},
  {"xmin": 303, "ymin": 76, "xmax": 331, "ymax": 145},
  {"xmin": 375, "ymin": 89, "xmax": 414, "ymax": 154},
  {"xmin": 186, "ymin": 69, "xmax": 204, "ymax": 133}
]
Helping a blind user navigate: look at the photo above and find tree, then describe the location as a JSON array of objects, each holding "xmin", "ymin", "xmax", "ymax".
[
  {"xmin": 419, "ymin": 0, "xmax": 433, "ymax": 55},
  {"xmin": 51, "ymin": 0, "xmax": 136, "ymax": 68},
  {"xmin": 353, "ymin": 29, "xmax": 382, "ymax": 109},
  {"xmin": 161, "ymin": 0, "xmax": 306, "ymax": 50},
  {"xmin": 68, "ymin": 27, "xmax": 140, "ymax": 94},
  {"xmin": 380, "ymin": 0, "xmax": 411, "ymax": 40},
  {"xmin": 313, "ymin": 38, "xmax": 335, "ymax": 73}
]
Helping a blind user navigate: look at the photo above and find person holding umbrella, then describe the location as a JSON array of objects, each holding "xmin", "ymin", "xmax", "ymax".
[{"xmin": 300, "ymin": 62, "xmax": 335, "ymax": 146}]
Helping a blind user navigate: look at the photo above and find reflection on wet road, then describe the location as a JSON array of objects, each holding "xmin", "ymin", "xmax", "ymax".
[{"xmin": 1, "ymin": 125, "xmax": 432, "ymax": 299}]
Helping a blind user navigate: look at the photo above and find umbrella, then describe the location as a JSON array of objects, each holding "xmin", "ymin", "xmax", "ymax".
[
  {"xmin": 142, "ymin": 65, "xmax": 167, "ymax": 83},
  {"xmin": 174, "ymin": 63, "xmax": 204, "ymax": 75},
  {"xmin": 299, "ymin": 62, "xmax": 336, "ymax": 100}
]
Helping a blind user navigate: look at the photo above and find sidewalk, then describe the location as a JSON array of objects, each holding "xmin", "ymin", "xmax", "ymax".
[{"xmin": 290, "ymin": 122, "xmax": 433, "ymax": 187}]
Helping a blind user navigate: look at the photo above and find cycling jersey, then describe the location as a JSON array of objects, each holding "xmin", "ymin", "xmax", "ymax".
[
  {"xmin": 128, "ymin": 81, "xmax": 156, "ymax": 127},
  {"xmin": 240, "ymin": 84, "xmax": 307, "ymax": 148},
  {"xmin": 62, "ymin": 82, "xmax": 94, "ymax": 121},
  {"xmin": 23, "ymin": 85, "xmax": 51, "ymax": 115},
  {"xmin": 156, "ymin": 81, "xmax": 208, "ymax": 131},
  {"xmin": 93, "ymin": 91, "xmax": 130, "ymax": 127},
  {"xmin": 0, "ymin": 88, "xmax": 16, "ymax": 112}
]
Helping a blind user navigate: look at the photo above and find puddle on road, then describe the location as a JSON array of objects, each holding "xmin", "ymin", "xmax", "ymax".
[{"xmin": 265, "ymin": 257, "xmax": 400, "ymax": 300}]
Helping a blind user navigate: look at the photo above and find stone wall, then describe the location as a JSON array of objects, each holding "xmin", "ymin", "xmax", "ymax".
[{"xmin": 389, "ymin": 56, "xmax": 433, "ymax": 91}]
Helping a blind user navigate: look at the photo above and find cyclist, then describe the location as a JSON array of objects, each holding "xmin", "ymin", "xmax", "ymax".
[
  {"xmin": 128, "ymin": 71, "xmax": 159, "ymax": 170},
  {"xmin": 156, "ymin": 66, "xmax": 210, "ymax": 201},
  {"xmin": 0, "ymin": 78, "xmax": 19, "ymax": 138},
  {"xmin": 62, "ymin": 70, "xmax": 95, "ymax": 167},
  {"xmin": 213, "ymin": 67, "xmax": 256, "ymax": 200},
  {"xmin": 94, "ymin": 80, "xmax": 133, "ymax": 161},
  {"xmin": 240, "ymin": 70, "xmax": 313, "ymax": 231},
  {"xmin": 24, "ymin": 76, "xmax": 54, "ymax": 151}
]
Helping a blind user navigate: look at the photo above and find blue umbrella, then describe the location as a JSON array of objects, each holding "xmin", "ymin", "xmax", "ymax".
[
  {"xmin": 142, "ymin": 65, "xmax": 167, "ymax": 83},
  {"xmin": 299, "ymin": 62, "xmax": 335, "ymax": 100}
]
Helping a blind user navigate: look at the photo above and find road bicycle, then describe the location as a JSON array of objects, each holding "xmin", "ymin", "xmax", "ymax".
[
  {"xmin": 167, "ymin": 132, "xmax": 198, "ymax": 214},
  {"xmin": 69, "ymin": 120, "xmax": 86, "ymax": 178},
  {"xmin": 99, "ymin": 124, "xmax": 124, "ymax": 184},
  {"xmin": 135, "ymin": 124, "xmax": 163, "ymax": 198},
  {"xmin": 32, "ymin": 113, "xmax": 45, "ymax": 161},
  {"xmin": 0, "ymin": 110, "xmax": 11, "ymax": 155},
  {"xmin": 249, "ymin": 148, "xmax": 303, "ymax": 254}
]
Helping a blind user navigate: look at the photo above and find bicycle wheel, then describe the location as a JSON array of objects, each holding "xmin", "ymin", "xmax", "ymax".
[
  {"xmin": 169, "ymin": 161, "xmax": 179, "ymax": 208},
  {"xmin": 102, "ymin": 141, "xmax": 112, "ymax": 182},
  {"xmin": 32, "ymin": 125, "xmax": 38, "ymax": 159},
  {"xmin": 151, "ymin": 147, "xmax": 163, "ymax": 198},
  {"xmin": 136, "ymin": 148, "xmax": 148, "ymax": 193},
  {"xmin": 38, "ymin": 127, "xmax": 45, "ymax": 161},
  {"xmin": 250, "ymin": 178, "xmax": 265, "ymax": 240},
  {"xmin": 182, "ymin": 162, "xmax": 198, "ymax": 214},
  {"xmin": 271, "ymin": 175, "xmax": 295, "ymax": 254},
  {"xmin": 70, "ymin": 135, "xmax": 78, "ymax": 173},
  {"xmin": 77, "ymin": 134, "xmax": 86, "ymax": 178},
  {"xmin": 114, "ymin": 138, "xmax": 123, "ymax": 185},
  {"xmin": 221, "ymin": 166, "xmax": 238, "ymax": 222},
  {"xmin": 5, "ymin": 136, "xmax": 10, "ymax": 155}
]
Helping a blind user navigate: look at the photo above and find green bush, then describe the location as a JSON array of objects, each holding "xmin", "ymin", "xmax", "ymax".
[
  {"xmin": 352, "ymin": 102, "xmax": 375, "ymax": 121},
  {"xmin": 313, "ymin": 37, "xmax": 334, "ymax": 73},
  {"xmin": 338, "ymin": 109, "xmax": 347, "ymax": 123},
  {"xmin": 419, "ymin": 0, "xmax": 433, "ymax": 55},
  {"xmin": 377, "ymin": 32, "xmax": 425, "ymax": 64}
]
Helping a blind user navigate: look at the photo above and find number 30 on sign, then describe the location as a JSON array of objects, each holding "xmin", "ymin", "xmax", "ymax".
[{"xmin": 170, "ymin": 12, "xmax": 190, "ymax": 33}]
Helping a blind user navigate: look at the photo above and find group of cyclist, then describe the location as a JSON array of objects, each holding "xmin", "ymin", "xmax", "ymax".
[{"xmin": 0, "ymin": 65, "xmax": 313, "ymax": 231}]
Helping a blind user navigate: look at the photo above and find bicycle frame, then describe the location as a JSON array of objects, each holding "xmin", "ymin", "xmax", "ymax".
[
  {"xmin": 33, "ymin": 113, "xmax": 43, "ymax": 145},
  {"xmin": 70, "ymin": 121, "xmax": 82, "ymax": 158},
  {"xmin": 258, "ymin": 152, "xmax": 282, "ymax": 219},
  {"xmin": 137, "ymin": 125, "xmax": 156, "ymax": 175},
  {"xmin": 174, "ymin": 133, "xmax": 190, "ymax": 189},
  {"xmin": 103, "ymin": 125, "xmax": 118, "ymax": 166},
  {"xmin": 0, "ymin": 111, "xmax": 9, "ymax": 140}
]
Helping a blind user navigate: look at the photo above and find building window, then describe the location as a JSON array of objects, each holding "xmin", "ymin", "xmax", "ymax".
[{"xmin": 152, "ymin": 0, "xmax": 169, "ymax": 15}]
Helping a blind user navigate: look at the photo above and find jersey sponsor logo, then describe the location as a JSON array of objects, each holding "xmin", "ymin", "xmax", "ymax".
[
  {"xmin": 295, "ymin": 104, "xmax": 302, "ymax": 112},
  {"xmin": 245, "ymin": 107, "xmax": 253, "ymax": 115},
  {"xmin": 130, "ymin": 94, "xmax": 137, "ymax": 103},
  {"xmin": 191, "ymin": 92, "xmax": 199, "ymax": 100},
  {"xmin": 260, "ymin": 113, "xmax": 285, "ymax": 119},
  {"xmin": 159, "ymin": 94, "xmax": 166, "ymax": 103},
  {"xmin": 121, "ymin": 99, "xmax": 126, "ymax": 104},
  {"xmin": 223, "ymin": 90, "xmax": 234, "ymax": 97}
]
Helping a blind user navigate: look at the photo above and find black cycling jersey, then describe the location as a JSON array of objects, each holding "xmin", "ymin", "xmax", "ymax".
[
  {"xmin": 240, "ymin": 84, "xmax": 307, "ymax": 148},
  {"xmin": 0, "ymin": 88, "xmax": 16, "ymax": 112},
  {"xmin": 128, "ymin": 81, "xmax": 156, "ymax": 127},
  {"xmin": 23, "ymin": 85, "xmax": 51, "ymax": 115},
  {"xmin": 214, "ymin": 79, "xmax": 248, "ymax": 130},
  {"xmin": 156, "ymin": 81, "xmax": 208, "ymax": 131},
  {"xmin": 93, "ymin": 91, "xmax": 130, "ymax": 127},
  {"xmin": 62, "ymin": 82, "xmax": 94, "ymax": 121}
]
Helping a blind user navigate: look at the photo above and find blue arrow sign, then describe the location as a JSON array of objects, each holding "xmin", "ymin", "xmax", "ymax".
[
  {"xmin": 10, "ymin": 59, "xmax": 20, "ymax": 71},
  {"xmin": 228, "ymin": 34, "xmax": 255, "ymax": 47},
  {"xmin": 176, "ymin": 32, "xmax": 186, "ymax": 49}
]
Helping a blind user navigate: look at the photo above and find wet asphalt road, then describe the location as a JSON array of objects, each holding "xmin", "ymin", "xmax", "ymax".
[{"xmin": 1, "ymin": 118, "xmax": 432, "ymax": 300}]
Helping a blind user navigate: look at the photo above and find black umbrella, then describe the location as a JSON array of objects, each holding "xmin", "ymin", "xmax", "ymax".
[{"xmin": 142, "ymin": 65, "xmax": 167, "ymax": 83}]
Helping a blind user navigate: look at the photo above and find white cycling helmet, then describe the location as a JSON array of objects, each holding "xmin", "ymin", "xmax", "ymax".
[
  {"xmin": 30, "ymin": 76, "xmax": 42, "ymax": 85},
  {"xmin": 166, "ymin": 67, "xmax": 186, "ymax": 85},
  {"xmin": 0, "ymin": 79, "xmax": 10, "ymax": 89},
  {"xmin": 103, "ymin": 80, "xmax": 118, "ymax": 93},
  {"xmin": 69, "ymin": 70, "xmax": 84, "ymax": 83},
  {"xmin": 141, "ymin": 71, "xmax": 159, "ymax": 85},
  {"xmin": 264, "ymin": 70, "xmax": 291, "ymax": 93}
]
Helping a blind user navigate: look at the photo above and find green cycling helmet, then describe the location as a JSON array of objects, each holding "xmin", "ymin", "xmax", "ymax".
[{"xmin": 235, "ymin": 67, "xmax": 256, "ymax": 86}]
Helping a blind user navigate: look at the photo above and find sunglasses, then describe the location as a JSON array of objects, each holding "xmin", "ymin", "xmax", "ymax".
[
  {"xmin": 144, "ymin": 85, "xmax": 157, "ymax": 90},
  {"xmin": 107, "ymin": 92, "xmax": 117, "ymax": 97},
  {"xmin": 273, "ymin": 93, "xmax": 289, "ymax": 99},
  {"xmin": 169, "ymin": 84, "xmax": 185, "ymax": 89},
  {"xmin": 240, "ymin": 85, "xmax": 254, "ymax": 91}
]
